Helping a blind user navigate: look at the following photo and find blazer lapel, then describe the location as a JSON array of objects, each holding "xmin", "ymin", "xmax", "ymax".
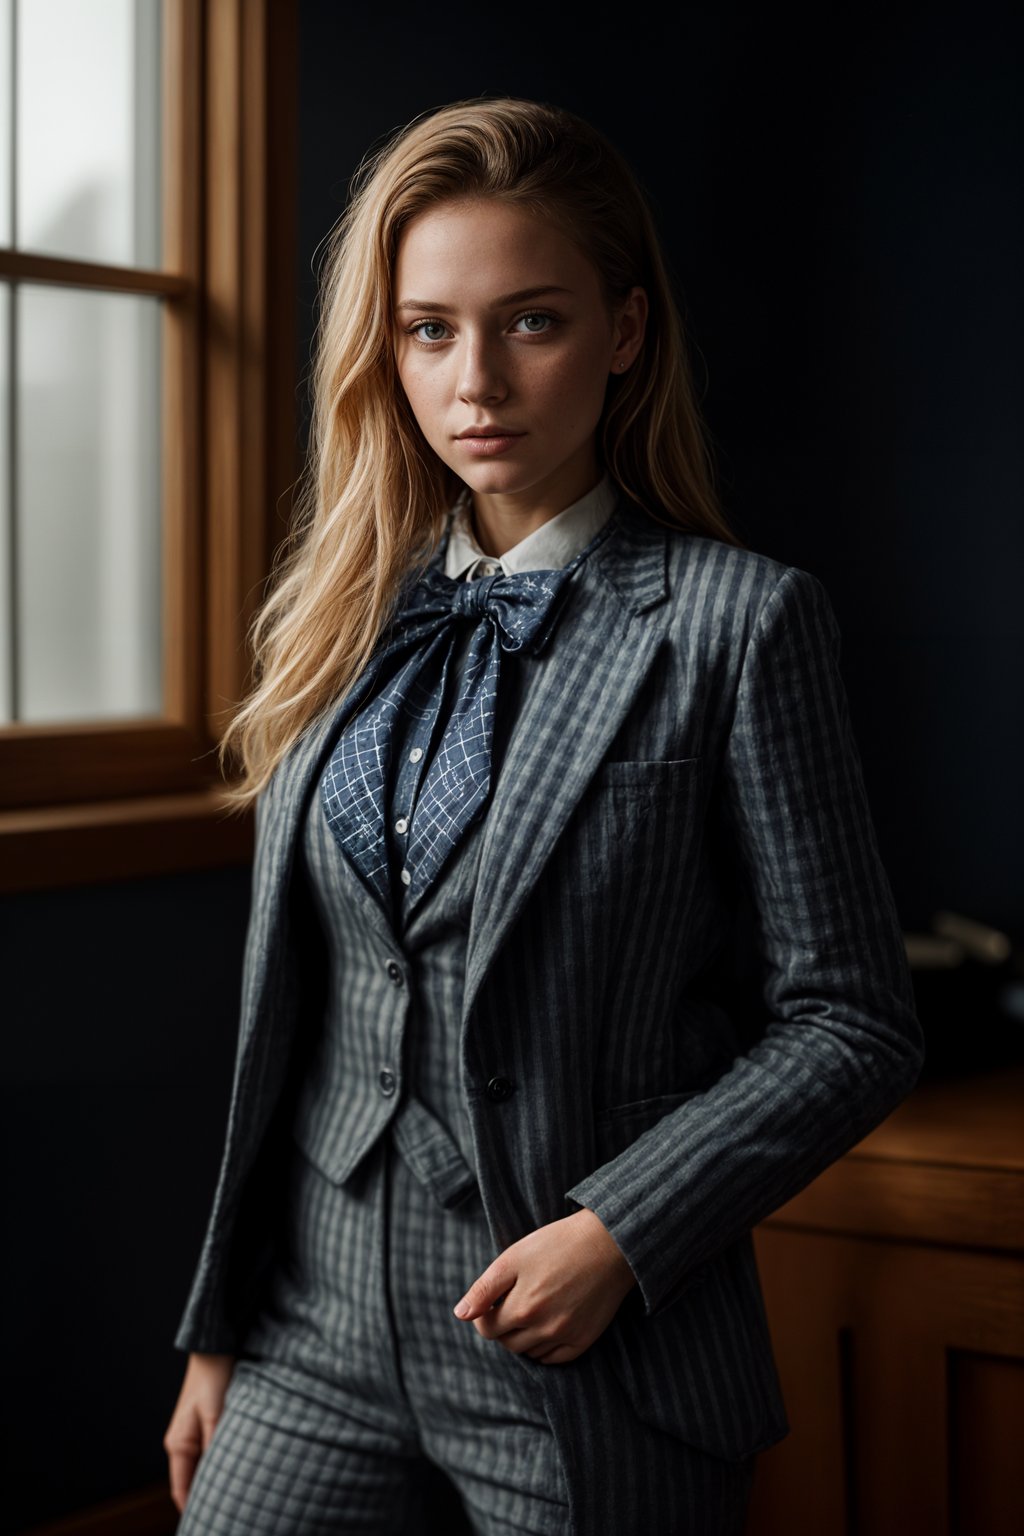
[
  {"xmin": 259, "ymin": 530, "xmax": 459, "ymax": 953},
  {"xmin": 253, "ymin": 643, "xmax": 400, "ymax": 990},
  {"xmin": 462, "ymin": 497, "xmax": 670, "ymax": 1027}
]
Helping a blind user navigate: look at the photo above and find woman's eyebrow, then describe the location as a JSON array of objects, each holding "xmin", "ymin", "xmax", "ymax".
[{"xmin": 395, "ymin": 285, "xmax": 572, "ymax": 313}]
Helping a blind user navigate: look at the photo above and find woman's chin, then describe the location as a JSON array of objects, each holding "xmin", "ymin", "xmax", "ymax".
[{"xmin": 454, "ymin": 470, "xmax": 533, "ymax": 499}]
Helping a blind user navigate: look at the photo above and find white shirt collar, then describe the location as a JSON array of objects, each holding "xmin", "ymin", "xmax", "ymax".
[{"xmin": 444, "ymin": 474, "xmax": 618, "ymax": 581}]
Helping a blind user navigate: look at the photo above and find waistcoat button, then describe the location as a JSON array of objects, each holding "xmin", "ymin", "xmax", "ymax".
[
  {"xmin": 385, "ymin": 960, "xmax": 404, "ymax": 986},
  {"xmin": 379, "ymin": 1069, "xmax": 397, "ymax": 1095},
  {"xmin": 485, "ymin": 1075, "xmax": 515, "ymax": 1103}
]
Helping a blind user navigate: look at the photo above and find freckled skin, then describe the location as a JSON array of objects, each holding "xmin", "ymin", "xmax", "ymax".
[{"xmin": 393, "ymin": 199, "xmax": 647, "ymax": 556}]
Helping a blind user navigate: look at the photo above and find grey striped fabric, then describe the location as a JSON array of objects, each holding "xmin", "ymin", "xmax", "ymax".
[{"xmin": 174, "ymin": 491, "xmax": 924, "ymax": 1533}]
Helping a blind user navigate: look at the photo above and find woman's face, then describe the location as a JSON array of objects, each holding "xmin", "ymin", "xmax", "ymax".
[{"xmin": 393, "ymin": 198, "xmax": 645, "ymax": 512}]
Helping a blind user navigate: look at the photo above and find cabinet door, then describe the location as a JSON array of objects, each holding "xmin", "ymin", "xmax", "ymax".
[{"xmin": 747, "ymin": 1225, "xmax": 1024, "ymax": 1536}]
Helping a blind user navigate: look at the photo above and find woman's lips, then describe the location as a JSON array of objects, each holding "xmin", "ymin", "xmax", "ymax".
[{"xmin": 455, "ymin": 433, "xmax": 526, "ymax": 457}]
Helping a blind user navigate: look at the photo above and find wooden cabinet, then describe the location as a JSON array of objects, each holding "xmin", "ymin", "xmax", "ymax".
[{"xmin": 747, "ymin": 1063, "xmax": 1024, "ymax": 1536}]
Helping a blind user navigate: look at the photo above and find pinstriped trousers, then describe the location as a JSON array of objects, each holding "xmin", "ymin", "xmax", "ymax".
[{"xmin": 175, "ymin": 1126, "xmax": 571, "ymax": 1535}]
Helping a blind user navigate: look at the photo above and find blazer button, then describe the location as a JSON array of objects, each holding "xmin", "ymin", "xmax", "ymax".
[
  {"xmin": 379, "ymin": 1069, "xmax": 397, "ymax": 1095},
  {"xmin": 485, "ymin": 1075, "xmax": 514, "ymax": 1103},
  {"xmin": 385, "ymin": 960, "xmax": 404, "ymax": 986}
]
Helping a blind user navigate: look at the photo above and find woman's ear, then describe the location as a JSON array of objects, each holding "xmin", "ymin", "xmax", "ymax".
[{"xmin": 610, "ymin": 286, "xmax": 648, "ymax": 376}]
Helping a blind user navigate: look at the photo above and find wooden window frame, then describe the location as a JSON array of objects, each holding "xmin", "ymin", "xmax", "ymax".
[{"xmin": 0, "ymin": 0, "xmax": 298, "ymax": 892}]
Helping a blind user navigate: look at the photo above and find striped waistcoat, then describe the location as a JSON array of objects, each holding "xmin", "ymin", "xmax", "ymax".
[{"xmin": 290, "ymin": 633, "xmax": 514, "ymax": 1209}]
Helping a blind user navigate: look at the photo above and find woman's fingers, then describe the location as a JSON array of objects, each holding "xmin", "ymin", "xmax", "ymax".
[
  {"xmin": 488, "ymin": 1322, "xmax": 551, "ymax": 1355},
  {"xmin": 498, "ymin": 1326, "xmax": 586, "ymax": 1362},
  {"xmin": 164, "ymin": 1402, "xmax": 204, "ymax": 1513},
  {"xmin": 163, "ymin": 1352, "xmax": 236, "ymax": 1514}
]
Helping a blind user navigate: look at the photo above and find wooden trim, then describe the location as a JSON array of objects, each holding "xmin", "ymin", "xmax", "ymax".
[
  {"xmin": 0, "ymin": 720, "xmax": 220, "ymax": 806},
  {"xmin": 764, "ymin": 1158, "xmax": 1024, "ymax": 1254},
  {"xmin": 0, "ymin": 0, "xmax": 299, "ymax": 889},
  {"xmin": 0, "ymin": 787, "xmax": 252, "ymax": 892},
  {"xmin": 830, "ymin": 1059, "xmax": 1024, "ymax": 1173},
  {"xmin": 205, "ymin": 0, "xmax": 300, "ymax": 733},
  {"xmin": 0, "ymin": 248, "xmax": 190, "ymax": 297},
  {"xmin": 264, "ymin": 0, "xmax": 302, "ymax": 549},
  {"xmin": 761, "ymin": 1063, "xmax": 1024, "ymax": 1254},
  {"xmin": 163, "ymin": 0, "xmax": 204, "ymax": 732}
]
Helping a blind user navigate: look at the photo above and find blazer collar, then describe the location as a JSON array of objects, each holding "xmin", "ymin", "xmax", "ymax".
[{"xmin": 592, "ymin": 490, "xmax": 670, "ymax": 614}]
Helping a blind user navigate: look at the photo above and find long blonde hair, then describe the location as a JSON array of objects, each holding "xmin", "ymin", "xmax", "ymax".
[{"xmin": 219, "ymin": 96, "xmax": 745, "ymax": 809}]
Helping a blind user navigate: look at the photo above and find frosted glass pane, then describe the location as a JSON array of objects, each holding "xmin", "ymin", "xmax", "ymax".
[
  {"xmin": 18, "ymin": 0, "xmax": 162, "ymax": 267},
  {"xmin": 0, "ymin": 0, "xmax": 11, "ymax": 248},
  {"xmin": 0, "ymin": 283, "xmax": 9, "ymax": 721},
  {"xmin": 18, "ymin": 284, "xmax": 162, "ymax": 723}
]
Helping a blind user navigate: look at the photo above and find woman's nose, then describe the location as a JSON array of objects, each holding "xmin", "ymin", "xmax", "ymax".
[{"xmin": 456, "ymin": 338, "xmax": 508, "ymax": 405}]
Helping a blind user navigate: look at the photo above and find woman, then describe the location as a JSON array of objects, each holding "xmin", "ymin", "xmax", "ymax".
[{"xmin": 165, "ymin": 97, "xmax": 924, "ymax": 1534}]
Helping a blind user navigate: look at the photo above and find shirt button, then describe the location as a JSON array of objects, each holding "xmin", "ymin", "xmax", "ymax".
[
  {"xmin": 385, "ymin": 960, "xmax": 404, "ymax": 986},
  {"xmin": 400, "ymin": 868, "xmax": 412, "ymax": 886},
  {"xmin": 379, "ymin": 1069, "xmax": 397, "ymax": 1096},
  {"xmin": 409, "ymin": 747, "xmax": 423, "ymax": 763},
  {"xmin": 395, "ymin": 817, "xmax": 409, "ymax": 834},
  {"xmin": 482, "ymin": 561, "xmax": 498, "ymax": 575}
]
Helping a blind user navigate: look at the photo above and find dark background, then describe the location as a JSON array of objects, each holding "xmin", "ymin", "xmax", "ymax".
[{"xmin": 3, "ymin": 0, "xmax": 1021, "ymax": 1528}]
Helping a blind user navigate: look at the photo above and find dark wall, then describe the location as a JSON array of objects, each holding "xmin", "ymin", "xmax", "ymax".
[
  {"xmin": 4, "ymin": 1, "xmax": 1020, "ymax": 1529},
  {"xmin": 2, "ymin": 865, "xmax": 252, "ymax": 1532}
]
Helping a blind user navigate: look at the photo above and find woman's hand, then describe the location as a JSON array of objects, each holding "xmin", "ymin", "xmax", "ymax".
[
  {"xmin": 163, "ymin": 1351, "xmax": 236, "ymax": 1513},
  {"xmin": 453, "ymin": 1207, "xmax": 637, "ymax": 1364}
]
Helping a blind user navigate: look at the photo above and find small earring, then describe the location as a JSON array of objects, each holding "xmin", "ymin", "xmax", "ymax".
[{"xmin": 618, "ymin": 362, "xmax": 627, "ymax": 371}]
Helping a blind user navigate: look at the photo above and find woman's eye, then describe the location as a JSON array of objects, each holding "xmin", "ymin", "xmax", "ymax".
[
  {"xmin": 409, "ymin": 320, "xmax": 449, "ymax": 343},
  {"xmin": 513, "ymin": 312, "xmax": 554, "ymax": 334}
]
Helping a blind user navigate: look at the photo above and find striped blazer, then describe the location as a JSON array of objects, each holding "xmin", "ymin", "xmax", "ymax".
[{"xmin": 174, "ymin": 493, "xmax": 924, "ymax": 1530}]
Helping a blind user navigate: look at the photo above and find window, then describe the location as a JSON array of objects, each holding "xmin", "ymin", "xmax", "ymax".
[{"xmin": 0, "ymin": 0, "xmax": 298, "ymax": 891}]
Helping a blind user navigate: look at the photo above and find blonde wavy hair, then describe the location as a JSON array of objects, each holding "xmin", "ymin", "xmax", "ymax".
[{"xmin": 218, "ymin": 95, "xmax": 746, "ymax": 810}]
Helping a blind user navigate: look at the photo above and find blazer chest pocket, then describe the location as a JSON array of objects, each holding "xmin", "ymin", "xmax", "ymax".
[
  {"xmin": 589, "ymin": 755, "xmax": 701, "ymax": 792},
  {"xmin": 573, "ymin": 757, "xmax": 705, "ymax": 908}
]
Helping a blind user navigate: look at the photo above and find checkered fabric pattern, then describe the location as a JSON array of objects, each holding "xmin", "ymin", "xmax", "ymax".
[
  {"xmin": 320, "ymin": 519, "xmax": 615, "ymax": 918},
  {"xmin": 176, "ymin": 1135, "xmax": 575, "ymax": 1535}
]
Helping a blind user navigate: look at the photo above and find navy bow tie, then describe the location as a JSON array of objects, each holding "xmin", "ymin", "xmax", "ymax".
[
  {"xmin": 320, "ymin": 511, "xmax": 616, "ymax": 920},
  {"xmin": 389, "ymin": 558, "xmax": 577, "ymax": 656}
]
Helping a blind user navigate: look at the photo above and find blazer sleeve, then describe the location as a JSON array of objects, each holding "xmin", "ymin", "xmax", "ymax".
[
  {"xmin": 563, "ymin": 564, "xmax": 925, "ymax": 1319},
  {"xmin": 173, "ymin": 786, "xmax": 278, "ymax": 1355}
]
